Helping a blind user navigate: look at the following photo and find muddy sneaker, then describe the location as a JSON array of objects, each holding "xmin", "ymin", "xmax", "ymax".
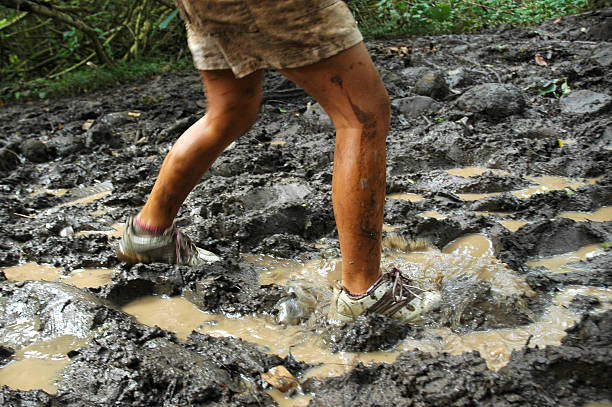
[
  {"xmin": 329, "ymin": 267, "xmax": 440, "ymax": 323},
  {"xmin": 117, "ymin": 216, "xmax": 219, "ymax": 266}
]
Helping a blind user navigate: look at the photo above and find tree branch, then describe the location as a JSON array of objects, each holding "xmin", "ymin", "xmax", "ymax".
[{"xmin": 0, "ymin": 0, "xmax": 114, "ymax": 66}]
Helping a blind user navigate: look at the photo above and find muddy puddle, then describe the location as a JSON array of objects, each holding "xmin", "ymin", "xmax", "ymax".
[
  {"xmin": 457, "ymin": 175, "xmax": 599, "ymax": 201},
  {"xmin": 526, "ymin": 244, "xmax": 607, "ymax": 273},
  {"xmin": 3, "ymin": 262, "xmax": 114, "ymax": 288},
  {"xmin": 558, "ymin": 206, "xmax": 612, "ymax": 223},
  {"xmin": 0, "ymin": 335, "xmax": 87, "ymax": 394},
  {"xmin": 118, "ymin": 233, "xmax": 611, "ymax": 385}
]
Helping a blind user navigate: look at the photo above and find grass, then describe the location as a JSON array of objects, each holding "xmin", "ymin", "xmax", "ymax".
[
  {"xmin": 350, "ymin": 0, "xmax": 596, "ymax": 38},
  {"xmin": 0, "ymin": 57, "xmax": 192, "ymax": 104}
]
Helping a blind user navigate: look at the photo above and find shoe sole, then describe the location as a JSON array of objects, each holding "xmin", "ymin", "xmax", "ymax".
[{"xmin": 117, "ymin": 242, "xmax": 150, "ymax": 264}]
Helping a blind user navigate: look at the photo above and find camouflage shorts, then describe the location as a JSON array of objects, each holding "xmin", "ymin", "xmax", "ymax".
[{"xmin": 175, "ymin": 0, "xmax": 363, "ymax": 78}]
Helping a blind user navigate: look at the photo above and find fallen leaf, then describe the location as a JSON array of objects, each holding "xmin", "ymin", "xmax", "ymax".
[
  {"xmin": 386, "ymin": 46, "xmax": 410, "ymax": 57},
  {"xmin": 128, "ymin": 111, "xmax": 141, "ymax": 117},
  {"xmin": 58, "ymin": 123, "xmax": 63, "ymax": 130},
  {"xmin": 261, "ymin": 366, "xmax": 299, "ymax": 392},
  {"xmin": 553, "ymin": 17, "xmax": 562, "ymax": 23},
  {"xmin": 82, "ymin": 119, "xmax": 95, "ymax": 131},
  {"xmin": 535, "ymin": 53, "xmax": 548, "ymax": 67}
]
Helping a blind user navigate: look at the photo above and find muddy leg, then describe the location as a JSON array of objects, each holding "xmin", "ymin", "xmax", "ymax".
[
  {"xmin": 281, "ymin": 42, "xmax": 390, "ymax": 295},
  {"xmin": 137, "ymin": 69, "xmax": 264, "ymax": 228}
]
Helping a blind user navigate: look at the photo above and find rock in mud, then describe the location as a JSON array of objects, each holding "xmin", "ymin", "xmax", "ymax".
[
  {"xmin": 400, "ymin": 67, "xmax": 431, "ymax": 86},
  {"xmin": 0, "ymin": 345, "xmax": 14, "ymax": 366},
  {"xmin": 99, "ymin": 111, "xmax": 136, "ymax": 128},
  {"xmin": 560, "ymin": 90, "xmax": 611, "ymax": 115},
  {"xmin": 414, "ymin": 71, "xmax": 450, "ymax": 100},
  {"xmin": 261, "ymin": 365, "xmax": 299, "ymax": 392},
  {"xmin": 592, "ymin": 44, "xmax": 612, "ymax": 67},
  {"xmin": 303, "ymin": 102, "xmax": 333, "ymax": 128},
  {"xmin": 456, "ymin": 83, "xmax": 526, "ymax": 118},
  {"xmin": 392, "ymin": 95, "xmax": 441, "ymax": 118},
  {"xmin": 85, "ymin": 122, "xmax": 119, "ymax": 148},
  {"xmin": 47, "ymin": 135, "xmax": 85, "ymax": 157},
  {"xmin": 588, "ymin": 16, "xmax": 612, "ymax": 41},
  {"xmin": 0, "ymin": 147, "xmax": 21, "ymax": 171},
  {"xmin": 20, "ymin": 139, "xmax": 51, "ymax": 163}
]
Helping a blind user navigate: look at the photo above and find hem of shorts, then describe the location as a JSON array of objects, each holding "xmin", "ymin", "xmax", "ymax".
[
  {"xmin": 275, "ymin": 32, "xmax": 363, "ymax": 73},
  {"xmin": 193, "ymin": 31, "xmax": 363, "ymax": 79}
]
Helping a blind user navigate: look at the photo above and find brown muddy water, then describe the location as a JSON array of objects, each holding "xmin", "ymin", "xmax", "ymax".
[{"xmin": 118, "ymin": 240, "xmax": 612, "ymax": 405}]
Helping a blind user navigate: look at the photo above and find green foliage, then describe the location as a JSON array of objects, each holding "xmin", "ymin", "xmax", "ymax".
[
  {"xmin": 2, "ymin": 58, "xmax": 191, "ymax": 101},
  {"xmin": 0, "ymin": 0, "xmax": 186, "ymax": 80},
  {"xmin": 0, "ymin": 0, "xmax": 602, "ymax": 101},
  {"xmin": 524, "ymin": 78, "xmax": 571, "ymax": 98},
  {"xmin": 349, "ymin": 0, "xmax": 594, "ymax": 38}
]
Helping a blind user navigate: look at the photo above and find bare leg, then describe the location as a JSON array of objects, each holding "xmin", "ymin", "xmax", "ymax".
[
  {"xmin": 281, "ymin": 43, "xmax": 390, "ymax": 295},
  {"xmin": 137, "ymin": 69, "xmax": 264, "ymax": 228}
]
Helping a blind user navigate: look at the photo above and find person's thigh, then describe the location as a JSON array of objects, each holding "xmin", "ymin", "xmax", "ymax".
[
  {"xmin": 199, "ymin": 69, "xmax": 264, "ymax": 127},
  {"xmin": 279, "ymin": 42, "xmax": 389, "ymax": 131}
]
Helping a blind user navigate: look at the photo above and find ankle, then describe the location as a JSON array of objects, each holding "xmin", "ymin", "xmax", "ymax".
[
  {"xmin": 133, "ymin": 215, "xmax": 168, "ymax": 236},
  {"xmin": 342, "ymin": 271, "xmax": 383, "ymax": 297}
]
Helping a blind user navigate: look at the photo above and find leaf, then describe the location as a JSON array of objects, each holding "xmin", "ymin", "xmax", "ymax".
[
  {"xmin": 539, "ymin": 82, "xmax": 556, "ymax": 96},
  {"xmin": 534, "ymin": 53, "xmax": 548, "ymax": 66},
  {"xmin": 278, "ymin": 107, "xmax": 287, "ymax": 113},
  {"xmin": 560, "ymin": 80, "xmax": 571, "ymax": 95},
  {"xmin": 159, "ymin": 9, "xmax": 179, "ymax": 30},
  {"xmin": 430, "ymin": 4, "xmax": 451, "ymax": 21},
  {"xmin": 602, "ymin": 242, "xmax": 611, "ymax": 249},
  {"xmin": 564, "ymin": 188, "xmax": 574, "ymax": 196},
  {"xmin": 557, "ymin": 139, "xmax": 563, "ymax": 147}
]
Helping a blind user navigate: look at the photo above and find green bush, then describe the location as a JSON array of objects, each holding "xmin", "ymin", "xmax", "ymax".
[
  {"xmin": 1, "ymin": 58, "xmax": 191, "ymax": 101},
  {"xmin": 350, "ymin": 0, "xmax": 594, "ymax": 38}
]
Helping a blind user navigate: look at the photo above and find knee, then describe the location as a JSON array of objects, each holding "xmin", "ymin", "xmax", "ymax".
[
  {"xmin": 209, "ymin": 93, "xmax": 261, "ymax": 137},
  {"xmin": 346, "ymin": 89, "xmax": 390, "ymax": 139}
]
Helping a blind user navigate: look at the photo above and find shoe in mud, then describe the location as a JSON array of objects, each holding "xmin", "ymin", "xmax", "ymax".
[
  {"xmin": 329, "ymin": 267, "xmax": 440, "ymax": 323},
  {"xmin": 117, "ymin": 216, "xmax": 219, "ymax": 266}
]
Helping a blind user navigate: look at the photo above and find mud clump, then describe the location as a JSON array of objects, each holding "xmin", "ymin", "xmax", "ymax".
[{"xmin": 326, "ymin": 314, "xmax": 418, "ymax": 352}]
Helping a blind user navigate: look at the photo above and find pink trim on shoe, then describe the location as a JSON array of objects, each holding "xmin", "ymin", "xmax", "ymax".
[{"xmin": 133, "ymin": 216, "xmax": 168, "ymax": 235}]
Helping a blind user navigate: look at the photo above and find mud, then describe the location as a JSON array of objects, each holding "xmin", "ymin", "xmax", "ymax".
[{"xmin": 1, "ymin": 8, "xmax": 612, "ymax": 406}]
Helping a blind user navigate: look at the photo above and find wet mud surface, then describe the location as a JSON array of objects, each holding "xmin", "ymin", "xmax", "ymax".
[{"xmin": 1, "ymin": 9, "xmax": 612, "ymax": 406}]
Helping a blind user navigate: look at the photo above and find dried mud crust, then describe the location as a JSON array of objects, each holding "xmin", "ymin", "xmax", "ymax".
[{"xmin": 1, "ymin": 8, "xmax": 612, "ymax": 406}]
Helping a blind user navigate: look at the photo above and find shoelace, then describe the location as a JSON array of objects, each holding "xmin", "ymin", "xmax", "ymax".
[
  {"xmin": 172, "ymin": 228, "xmax": 198, "ymax": 265},
  {"xmin": 383, "ymin": 267, "xmax": 425, "ymax": 303}
]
